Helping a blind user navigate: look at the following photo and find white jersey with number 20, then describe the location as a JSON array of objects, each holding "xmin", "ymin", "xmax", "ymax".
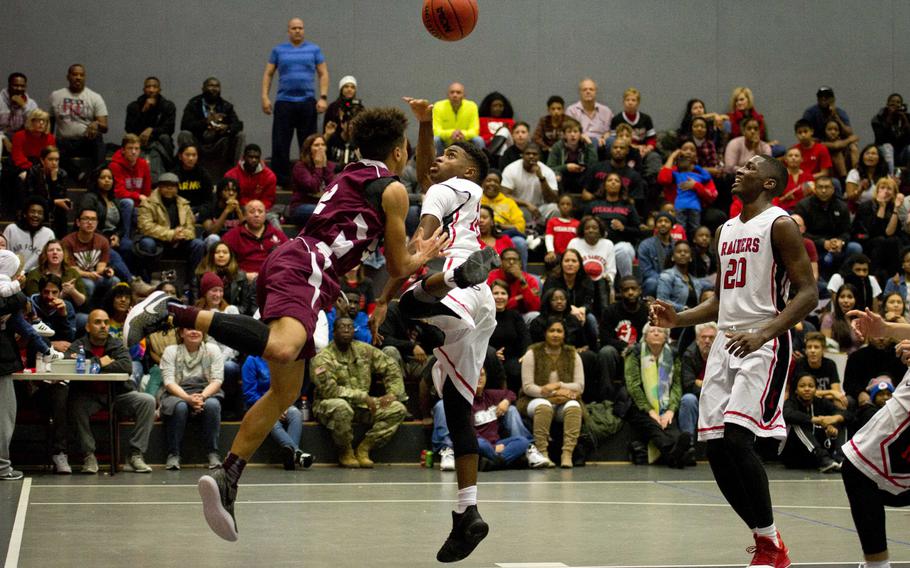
[{"xmin": 716, "ymin": 206, "xmax": 790, "ymax": 330}]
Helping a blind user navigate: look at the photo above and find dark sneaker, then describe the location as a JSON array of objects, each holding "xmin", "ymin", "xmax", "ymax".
[
  {"xmin": 667, "ymin": 432, "xmax": 692, "ymax": 469},
  {"xmin": 197, "ymin": 468, "xmax": 238, "ymax": 542},
  {"xmin": 453, "ymin": 247, "xmax": 501, "ymax": 288},
  {"xmin": 0, "ymin": 470, "xmax": 24, "ymax": 481},
  {"xmin": 296, "ymin": 450, "xmax": 314, "ymax": 469},
  {"xmin": 282, "ymin": 446, "xmax": 296, "ymax": 471},
  {"xmin": 124, "ymin": 291, "xmax": 174, "ymax": 347},
  {"xmin": 436, "ymin": 505, "xmax": 489, "ymax": 563},
  {"xmin": 818, "ymin": 455, "xmax": 840, "ymax": 473}
]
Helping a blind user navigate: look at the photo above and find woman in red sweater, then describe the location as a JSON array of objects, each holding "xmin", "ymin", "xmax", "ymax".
[
  {"xmin": 287, "ymin": 133, "xmax": 336, "ymax": 226},
  {"xmin": 11, "ymin": 109, "xmax": 55, "ymax": 171},
  {"xmin": 477, "ymin": 205, "xmax": 514, "ymax": 254}
]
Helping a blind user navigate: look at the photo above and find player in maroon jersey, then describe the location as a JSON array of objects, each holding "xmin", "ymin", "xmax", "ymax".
[{"xmin": 123, "ymin": 107, "xmax": 495, "ymax": 542}]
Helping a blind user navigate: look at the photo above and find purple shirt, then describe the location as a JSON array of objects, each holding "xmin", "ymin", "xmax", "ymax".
[
  {"xmin": 300, "ymin": 159, "xmax": 391, "ymax": 280},
  {"xmin": 566, "ymin": 101, "xmax": 613, "ymax": 142},
  {"xmin": 472, "ymin": 388, "xmax": 516, "ymax": 444}
]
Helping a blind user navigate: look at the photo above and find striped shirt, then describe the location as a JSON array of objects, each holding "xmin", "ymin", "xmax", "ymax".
[{"xmin": 268, "ymin": 41, "xmax": 325, "ymax": 102}]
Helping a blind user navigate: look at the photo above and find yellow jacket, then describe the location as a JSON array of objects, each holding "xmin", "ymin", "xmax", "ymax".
[
  {"xmin": 432, "ymin": 99, "xmax": 480, "ymax": 143},
  {"xmin": 481, "ymin": 192, "xmax": 526, "ymax": 234},
  {"xmin": 137, "ymin": 189, "xmax": 197, "ymax": 242}
]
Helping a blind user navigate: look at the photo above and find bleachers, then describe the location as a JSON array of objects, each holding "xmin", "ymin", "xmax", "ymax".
[{"xmin": 10, "ymin": 418, "xmax": 637, "ymax": 469}]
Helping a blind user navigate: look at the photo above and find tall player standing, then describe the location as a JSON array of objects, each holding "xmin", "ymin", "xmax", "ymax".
[
  {"xmin": 650, "ymin": 155, "xmax": 817, "ymax": 567},
  {"xmin": 841, "ymin": 308, "xmax": 910, "ymax": 568},
  {"xmin": 370, "ymin": 97, "xmax": 499, "ymax": 563},
  {"xmin": 123, "ymin": 107, "xmax": 494, "ymax": 542}
]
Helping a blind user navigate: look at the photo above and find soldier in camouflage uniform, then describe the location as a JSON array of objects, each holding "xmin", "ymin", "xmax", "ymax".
[{"xmin": 312, "ymin": 317, "xmax": 407, "ymax": 467}]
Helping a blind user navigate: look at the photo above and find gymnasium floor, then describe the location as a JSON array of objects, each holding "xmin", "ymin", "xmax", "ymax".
[{"xmin": 1, "ymin": 463, "xmax": 908, "ymax": 567}]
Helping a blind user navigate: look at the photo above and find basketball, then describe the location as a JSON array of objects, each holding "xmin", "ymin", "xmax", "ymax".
[{"xmin": 422, "ymin": 0, "xmax": 478, "ymax": 41}]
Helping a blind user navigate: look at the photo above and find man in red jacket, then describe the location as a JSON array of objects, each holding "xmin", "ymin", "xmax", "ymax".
[
  {"xmin": 110, "ymin": 133, "xmax": 152, "ymax": 240},
  {"xmin": 225, "ymin": 144, "xmax": 280, "ymax": 228},
  {"xmin": 226, "ymin": 144, "xmax": 277, "ymax": 207},
  {"xmin": 220, "ymin": 199, "xmax": 288, "ymax": 282}
]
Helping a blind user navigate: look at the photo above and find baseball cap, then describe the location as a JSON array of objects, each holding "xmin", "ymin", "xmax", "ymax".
[
  {"xmin": 816, "ymin": 86, "xmax": 835, "ymax": 98},
  {"xmin": 157, "ymin": 172, "xmax": 180, "ymax": 186}
]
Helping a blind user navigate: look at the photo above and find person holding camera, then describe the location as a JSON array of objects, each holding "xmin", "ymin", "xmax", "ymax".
[
  {"xmin": 325, "ymin": 75, "xmax": 362, "ymax": 132},
  {"xmin": 178, "ymin": 77, "xmax": 245, "ymax": 180}
]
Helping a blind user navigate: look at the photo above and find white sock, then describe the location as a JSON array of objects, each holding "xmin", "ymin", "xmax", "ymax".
[
  {"xmin": 864, "ymin": 560, "xmax": 890, "ymax": 568},
  {"xmin": 455, "ymin": 485, "xmax": 477, "ymax": 514},
  {"xmin": 442, "ymin": 267, "xmax": 458, "ymax": 289},
  {"xmin": 754, "ymin": 524, "xmax": 779, "ymax": 546}
]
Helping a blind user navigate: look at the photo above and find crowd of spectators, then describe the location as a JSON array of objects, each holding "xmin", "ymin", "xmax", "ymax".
[{"xmin": 0, "ymin": 15, "xmax": 909, "ymax": 475}]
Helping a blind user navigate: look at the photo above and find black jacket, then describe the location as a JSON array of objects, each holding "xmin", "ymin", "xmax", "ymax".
[
  {"xmin": 377, "ymin": 301, "xmax": 444, "ymax": 359},
  {"xmin": 795, "ymin": 195, "xmax": 852, "ymax": 251},
  {"xmin": 180, "ymin": 94, "xmax": 243, "ymax": 141},
  {"xmin": 843, "ymin": 344, "xmax": 905, "ymax": 400},
  {"xmin": 191, "ymin": 270, "xmax": 256, "ymax": 317},
  {"xmin": 681, "ymin": 341, "xmax": 707, "ymax": 398},
  {"xmin": 0, "ymin": 293, "xmax": 26, "ymax": 376},
  {"xmin": 65, "ymin": 335, "xmax": 134, "ymax": 394},
  {"xmin": 125, "ymin": 94, "xmax": 176, "ymax": 140},
  {"xmin": 19, "ymin": 163, "xmax": 68, "ymax": 205}
]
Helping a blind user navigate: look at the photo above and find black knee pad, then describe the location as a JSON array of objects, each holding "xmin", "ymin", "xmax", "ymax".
[
  {"xmin": 442, "ymin": 380, "xmax": 478, "ymax": 457},
  {"xmin": 210, "ymin": 311, "xmax": 271, "ymax": 357},
  {"xmin": 398, "ymin": 284, "xmax": 459, "ymax": 320}
]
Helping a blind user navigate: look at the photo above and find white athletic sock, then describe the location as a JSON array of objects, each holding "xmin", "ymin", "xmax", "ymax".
[
  {"xmin": 455, "ymin": 485, "xmax": 477, "ymax": 514},
  {"xmin": 442, "ymin": 267, "xmax": 458, "ymax": 289},
  {"xmin": 754, "ymin": 524, "xmax": 779, "ymax": 546},
  {"xmin": 863, "ymin": 560, "xmax": 890, "ymax": 568}
]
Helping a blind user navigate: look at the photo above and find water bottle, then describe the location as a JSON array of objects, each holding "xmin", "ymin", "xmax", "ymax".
[
  {"xmin": 90, "ymin": 360, "xmax": 101, "ymax": 375},
  {"xmin": 300, "ymin": 396, "xmax": 311, "ymax": 421},
  {"xmin": 75, "ymin": 345, "xmax": 86, "ymax": 374}
]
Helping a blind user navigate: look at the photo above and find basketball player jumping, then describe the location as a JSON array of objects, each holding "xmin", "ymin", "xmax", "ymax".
[
  {"xmin": 370, "ymin": 97, "xmax": 498, "ymax": 563},
  {"xmin": 650, "ymin": 155, "xmax": 817, "ymax": 567},
  {"xmin": 123, "ymin": 107, "xmax": 499, "ymax": 542},
  {"xmin": 841, "ymin": 308, "xmax": 910, "ymax": 568}
]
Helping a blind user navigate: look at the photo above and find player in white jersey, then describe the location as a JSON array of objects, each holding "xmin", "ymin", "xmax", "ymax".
[
  {"xmin": 841, "ymin": 308, "xmax": 910, "ymax": 567},
  {"xmin": 651, "ymin": 155, "xmax": 817, "ymax": 568},
  {"xmin": 371, "ymin": 98, "xmax": 499, "ymax": 563}
]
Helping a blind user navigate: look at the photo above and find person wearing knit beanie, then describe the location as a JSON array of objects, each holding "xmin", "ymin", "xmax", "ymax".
[{"xmin": 199, "ymin": 272, "xmax": 223, "ymax": 300}]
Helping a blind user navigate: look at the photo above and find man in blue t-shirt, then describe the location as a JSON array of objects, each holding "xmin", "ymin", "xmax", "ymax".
[{"xmin": 261, "ymin": 17, "xmax": 329, "ymax": 185}]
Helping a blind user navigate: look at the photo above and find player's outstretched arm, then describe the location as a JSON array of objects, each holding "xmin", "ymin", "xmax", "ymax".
[
  {"xmin": 381, "ymin": 181, "xmax": 449, "ymax": 281},
  {"xmin": 403, "ymin": 97, "xmax": 435, "ymax": 192},
  {"xmin": 848, "ymin": 308, "xmax": 910, "ymax": 342}
]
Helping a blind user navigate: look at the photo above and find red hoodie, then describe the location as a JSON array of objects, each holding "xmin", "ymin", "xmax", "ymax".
[
  {"xmin": 109, "ymin": 148, "xmax": 152, "ymax": 203},
  {"xmin": 225, "ymin": 161, "xmax": 277, "ymax": 210}
]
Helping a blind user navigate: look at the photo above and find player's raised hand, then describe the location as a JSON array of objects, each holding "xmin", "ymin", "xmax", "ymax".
[
  {"xmin": 403, "ymin": 97, "xmax": 434, "ymax": 122},
  {"xmin": 847, "ymin": 308, "xmax": 885, "ymax": 342},
  {"xmin": 896, "ymin": 339, "xmax": 910, "ymax": 365},
  {"xmin": 368, "ymin": 302, "xmax": 388, "ymax": 346},
  {"xmin": 649, "ymin": 299, "xmax": 678, "ymax": 329},
  {"xmin": 409, "ymin": 226, "xmax": 451, "ymax": 263}
]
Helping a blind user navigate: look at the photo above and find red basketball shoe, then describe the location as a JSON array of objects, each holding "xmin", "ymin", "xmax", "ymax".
[{"xmin": 746, "ymin": 531, "xmax": 791, "ymax": 568}]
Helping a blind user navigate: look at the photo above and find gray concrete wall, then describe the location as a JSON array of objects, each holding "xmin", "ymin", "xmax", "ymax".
[{"xmin": 3, "ymin": 0, "xmax": 907, "ymax": 157}]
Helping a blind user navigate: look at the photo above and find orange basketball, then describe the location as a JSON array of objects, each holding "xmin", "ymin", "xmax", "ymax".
[{"xmin": 422, "ymin": 0, "xmax": 478, "ymax": 41}]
